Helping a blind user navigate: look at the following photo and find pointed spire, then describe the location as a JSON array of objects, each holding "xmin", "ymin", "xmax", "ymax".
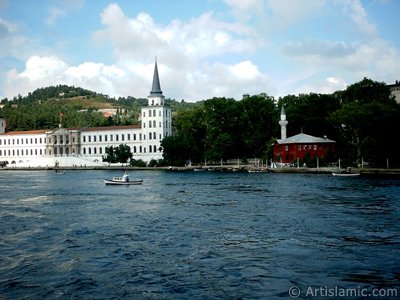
[
  {"xmin": 280, "ymin": 105, "xmax": 286, "ymax": 115},
  {"xmin": 150, "ymin": 58, "xmax": 163, "ymax": 96}
]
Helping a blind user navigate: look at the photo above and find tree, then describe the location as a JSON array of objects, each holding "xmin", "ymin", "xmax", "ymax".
[
  {"xmin": 115, "ymin": 144, "xmax": 133, "ymax": 163},
  {"xmin": 330, "ymin": 78, "xmax": 400, "ymax": 166},
  {"xmin": 103, "ymin": 146, "xmax": 117, "ymax": 163},
  {"xmin": 103, "ymin": 144, "xmax": 132, "ymax": 164}
]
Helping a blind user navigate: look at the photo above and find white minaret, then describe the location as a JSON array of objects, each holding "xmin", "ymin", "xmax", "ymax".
[
  {"xmin": 279, "ymin": 106, "xmax": 288, "ymax": 140},
  {"xmin": 141, "ymin": 59, "xmax": 172, "ymax": 160}
]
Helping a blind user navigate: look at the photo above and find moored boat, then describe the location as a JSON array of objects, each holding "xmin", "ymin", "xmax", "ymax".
[
  {"xmin": 332, "ymin": 159, "xmax": 360, "ymax": 177},
  {"xmin": 332, "ymin": 171, "xmax": 360, "ymax": 177}
]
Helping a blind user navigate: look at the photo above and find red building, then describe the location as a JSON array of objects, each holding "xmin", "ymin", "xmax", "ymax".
[{"xmin": 273, "ymin": 107, "xmax": 335, "ymax": 163}]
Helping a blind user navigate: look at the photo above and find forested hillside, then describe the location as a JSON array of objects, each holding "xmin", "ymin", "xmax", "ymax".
[{"xmin": 0, "ymin": 85, "xmax": 193, "ymax": 131}]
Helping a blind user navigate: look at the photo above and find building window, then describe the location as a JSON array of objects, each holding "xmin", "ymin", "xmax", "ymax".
[
  {"xmin": 122, "ymin": 134, "xmax": 124, "ymax": 141},
  {"xmin": 285, "ymin": 145, "xmax": 289, "ymax": 151},
  {"xmin": 139, "ymin": 146, "xmax": 142, "ymax": 153},
  {"xmin": 89, "ymin": 136, "xmax": 91, "ymax": 142},
  {"xmin": 154, "ymin": 145, "xmax": 157, "ymax": 153},
  {"xmin": 133, "ymin": 146, "xmax": 137, "ymax": 153},
  {"xmin": 99, "ymin": 135, "xmax": 102, "ymax": 142},
  {"xmin": 127, "ymin": 134, "xmax": 130, "ymax": 141},
  {"xmin": 153, "ymin": 109, "xmax": 156, "ymax": 116},
  {"xmin": 159, "ymin": 111, "xmax": 161, "ymax": 117},
  {"xmin": 94, "ymin": 147, "xmax": 97, "ymax": 154},
  {"xmin": 313, "ymin": 145, "xmax": 317, "ymax": 150},
  {"xmin": 99, "ymin": 147, "xmax": 102, "ymax": 154},
  {"xmin": 153, "ymin": 120, "xmax": 156, "ymax": 127},
  {"xmin": 149, "ymin": 110, "xmax": 152, "ymax": 117},
  {"xmin": 298, "ymin": 145, "xmax": 301, "ymax": 151},
  {"xmin": 149, "ymin": 145, "xmax": 152, "ymax": 153},
  {"xmin": 143, "ymin": 111, "xmax": 146, "ymax": 117},
  {"xmin": 105, "ymin": 135, "xmax": 108, "ymax": 142},
  {"xmin": 94, "ymin": 136, "xmax": 96, "ymax": 142},
  {"xmin": 116, "ymin": 134, "xmax": 119, "ymax": 142},
  {"xmin": 149, "ymin": 120, "xmax": 152, "ymax": 128},
  {"xmin": 133, "ymin": 134, "xmax": 136, "ymax": 141},
  {"xmin": 83, "ymin": 136, "xmax": 86, "ymax": 142},
  {"xmin": 110, "ymin": 135, "xmax": 113, "ymax": 141},
  {"xmin": 149, "ymin": 133, "xmax": 152, "ymax": 140},
  {"xmin": 88, "ymin": 147, "xmax": 91, "ymax": 154},
  {"xmin": 153, "ymin": 132, "xmax": 156, "ymax": 140}
]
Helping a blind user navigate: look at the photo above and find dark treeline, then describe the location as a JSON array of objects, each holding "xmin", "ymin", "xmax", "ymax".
[{"xmin": 162, "ymin": 78, "xmax": 400, "ymax": 168}]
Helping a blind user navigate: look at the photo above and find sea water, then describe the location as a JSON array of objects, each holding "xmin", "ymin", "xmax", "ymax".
[{"xmin": 0, "ymin": 170, "xmax": 399, "ymax": 299}]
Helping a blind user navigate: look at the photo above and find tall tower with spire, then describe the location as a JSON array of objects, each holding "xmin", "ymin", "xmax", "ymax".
[
  {"xmin": 141, "ymin": 59, "xmax": 172, "ymax": 160},
  {"xmin": 279, "ymin": 106, "xmax": 288, "ymax": 140}
]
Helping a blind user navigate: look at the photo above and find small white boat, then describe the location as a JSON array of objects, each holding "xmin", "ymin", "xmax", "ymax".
[
  {"xmin": 332, "ymin": 159, "xmax": 360, "ymax": 177},
  {"xmin": 104, "ymin": 172, "xmax": 143, "ymax": 185},
  {"xmin": 332, "ymin": 171, "xmax": 360, "ymax": 177},
  {"xmin": 55, "ymin": 169, "xmax": 65, "ymax": 175}
]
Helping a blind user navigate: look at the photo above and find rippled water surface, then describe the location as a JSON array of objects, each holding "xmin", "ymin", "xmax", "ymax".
[{"xmin": 0, "ymin": 170, "xmax": 399, "ymax": 299}]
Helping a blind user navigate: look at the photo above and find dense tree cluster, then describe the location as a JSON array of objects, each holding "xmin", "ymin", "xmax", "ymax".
[
  {"xmin": 162, "ymin": 78, "xmax": 400, "ymax": 168},
  {"xmin": 102, "ymin": 144, "xmax": 133, "ymax": 164}
]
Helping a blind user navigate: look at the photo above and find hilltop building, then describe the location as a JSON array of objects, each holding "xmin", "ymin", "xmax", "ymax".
[
  {"xmin": 0, "ymin": 60, "xmax": 172, "ymax": 167},
  {"xmin": 273, "ymin": 106, "xmax": 335, "ymax": 164}
]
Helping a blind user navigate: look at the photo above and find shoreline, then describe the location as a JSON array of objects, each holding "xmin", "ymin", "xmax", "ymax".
[{"xmin": 1, "ymin": 165, "xmax": 400, "ymax": 177}]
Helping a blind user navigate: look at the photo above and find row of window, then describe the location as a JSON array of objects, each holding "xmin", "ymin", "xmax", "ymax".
[
  {"xmin": 82, "ymin": 145, "xmax": 159, "ymax": 155},
  {"xmin": 142, "ymin": 109, "xmax": 171, "ymax": 117},
  {"xmin": 0, "ymin": 148, "xmax": 44, "ymax": 157},
  {"xmin": 0, "ymin": 143, "xmax": 161, "ymax": 157},
  {"xmin": 82, "ymin": 132, "xmax": 164, "ymax": 143},
  {"xmin": 1, "ymin": 130, "xmax": 171, "ymax": 146},
  {"xmin": 284, "ymin": 144, "xmax": 331, "ymax": 151},
  {"xmin": 143, "ymin": 120, "xmax": 170, "ymax": 129},
  {"xmin": 0, "ymin": 137, "xmax": 45, "ymax": 146}
]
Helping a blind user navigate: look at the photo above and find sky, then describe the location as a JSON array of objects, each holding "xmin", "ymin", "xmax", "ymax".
[{"xmin": 0, "ymin": 0, "xmax": 399, "ymax": 102}]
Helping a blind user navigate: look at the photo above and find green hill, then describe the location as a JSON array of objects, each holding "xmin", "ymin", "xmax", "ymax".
[{"xmin": 0, "ymin": 85, "xmax": 195, "ymax": 131}]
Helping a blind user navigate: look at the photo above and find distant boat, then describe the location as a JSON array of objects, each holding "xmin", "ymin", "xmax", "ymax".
[
  {"xmin": 104, "ymin": 171, "xmax": 143, "ymax": 185},
  {"xmin": 55, "ymin": 169, "xmax": 65, "ymax": 175},
  {"xmin": 248, "ymin": 168, "xmax": 269, "ymax": 173},
  {"xmin": 332, "ymin": 159, "xmax": 360, "ymax": 177},
  {"xmin": 332, "ymin": 171, "xmax": 360, "ymax": 177}
]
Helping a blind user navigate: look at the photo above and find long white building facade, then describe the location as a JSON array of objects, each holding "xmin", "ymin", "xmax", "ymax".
[{"xmin": 0, "ymin": 61, "xmax": 172, "ymax": 167}]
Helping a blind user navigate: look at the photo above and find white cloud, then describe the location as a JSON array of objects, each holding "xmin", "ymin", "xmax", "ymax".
[
  {"xmin": 3, "ymin": 55, "xmax": 128, "ymax": 99},
  {"xmin": 46, "ymin": 6, "xmax": 67, "ymax": 26},
  {"xmin": 337, "ymin": 0, "xmax": 378, "ymax": 36},
  {"xmin": 282, "ymin": 38, "xmax": 400, "ymax": 77},
  {"xmin": 1, "ymin": 1, "xmax": 398, "ymax": 102},
  {"xmin": 21, "ymin": 56, "xmax": 67, "ymax": 81}
]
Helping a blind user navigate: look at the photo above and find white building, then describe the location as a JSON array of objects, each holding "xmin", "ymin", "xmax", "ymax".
[{"xmin": 0, "ymin": 60, "xmax": 172, "ymax": 168}]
